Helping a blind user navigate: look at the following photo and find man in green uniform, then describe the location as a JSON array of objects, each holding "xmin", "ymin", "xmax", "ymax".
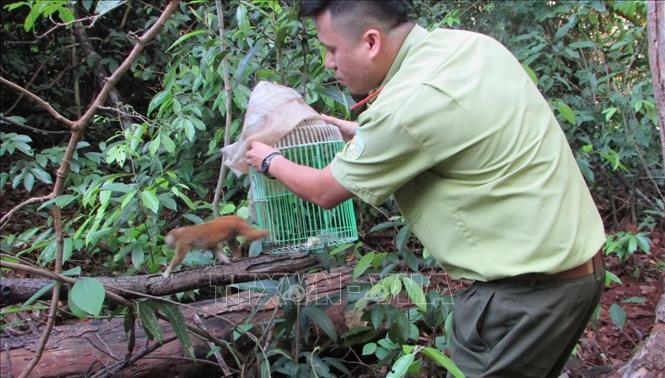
[{"xmin": 245, "ymin": 1, "xmax": 606, "ymax": 376}]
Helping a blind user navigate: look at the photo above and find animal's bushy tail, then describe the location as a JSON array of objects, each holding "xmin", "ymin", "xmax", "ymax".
[{"xmin": 239, "ymin": 223, "xmax": 269, "ymax": 241}]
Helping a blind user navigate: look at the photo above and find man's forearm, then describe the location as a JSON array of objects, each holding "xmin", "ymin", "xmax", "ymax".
[{"xmin": 267, "ymin": 156, "xmax": 352, "ymax": 209}]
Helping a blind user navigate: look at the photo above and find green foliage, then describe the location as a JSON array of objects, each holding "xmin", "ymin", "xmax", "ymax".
[{"xmin": 604, "ymin": 230, "xmax": 651, "ymax": 262}]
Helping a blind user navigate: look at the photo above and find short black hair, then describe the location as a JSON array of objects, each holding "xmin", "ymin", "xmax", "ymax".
[{"xmin": 299, "ymin": 0, "xmax": 411, "ymax": 29}]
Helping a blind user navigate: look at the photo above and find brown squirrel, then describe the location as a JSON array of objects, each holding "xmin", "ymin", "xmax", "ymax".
[{"xmin": 163, "ymin": 215, "xmax": 269, "ymax": 277}]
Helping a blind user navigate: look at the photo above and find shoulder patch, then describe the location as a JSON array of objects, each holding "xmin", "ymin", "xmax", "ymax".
[{"xmin": 347, "ymin": 136, "xmax": 365, "ymax": 160}]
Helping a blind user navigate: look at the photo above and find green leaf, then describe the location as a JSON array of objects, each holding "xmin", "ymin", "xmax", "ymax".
[
  {"xmin": 395, "ymin": 223, "xmax": 412, "ymax": 252},
  {"xmin": 62, "ymin": 266, "xmax": 81, "ymax": 276},
  {"xmin": 148, "ymin": 133, "xmax": 161, "ymax": 156},
  {"xmin": 183, "ymin": 118, "xmax": 196, "ymax": 142},
  {"xmin": 402, "ymin": 277, "xmax": 427, "ymax": 313},
  {"xmin": 370, "ymin": 305, "xmax": 384, "ymax": 329},
  {"xmin": 23, "ymin": 172, "xmax": 34, "ymax": 192},
  {"xmin": 362, "ymin": 342, "xmax": 377, "ymax": 356},
  {"xmin": 628, "ymin": 236, "xmax": 637, "ymax": 253},
  {"xmin": 99, "ymin": 190, "xmax": 111, "ymax": 208},
  {"xmin": 302, "ymin": 305, "xmax": 337, "ymax": 342},
  {"xmin": 148, "ymin": 90, "xmax": 171, "ymax": 116},
  {"xmin": 232, "ymin": 323, "xmax": 253, "ymax": 341},
  {"xmin": 234, "ymin": 43, "xmax": 261, "ymax": 86},
  {"xmin": 68, "ymin": 288, "xmax": 90, "ymax": 319},
  {"xmin": 353, "ymin": 251, "xmax": 375, "ymax": 278},
  {"xmin": 167, "ymin": 29, "xmax": 207, "ymax": 52},
  {"xmin": 4, "ymin": 2, "xmax": 29, "ymax": 12},
  {"xmin": 57, "ymin": 6, "xmax": 74, "ymax": 23},
  {"xmin": 63, "ymin": 237, "xmax": 73, "ymax": 263},
  {"xmin": 24, "ymin": 2, "xmax": 44, "ymax": 31},
  {"xmin": 609, "ymin": 303, "xmax": 626, "ymax": 330},
  {"xmin": 635, "ymin": 234, "xmax": 651, "ymax": 253},
  {"xmin": 388, "ymin": 276, "xmax": 402, "ymax": 296},
  {"xmin": 137, "ymin": 301, "xmax": 163, "ymax": 343},
  {"xmin": 555, "ymin": 14, "xmax": 577, "ymax": 40},
  {"xmin": 38, "ymin": 194, "xmax": 77, "ymax": 211},
  {"xmin": 131, "ymin": 248, "xmax": 144, "ymax": 270},
  {"xmin": 101, "ymin": 182, "xmax": 134, "ymax": 193},
  {"xmin": 622, "ymin": 296, "xmax": 646, "ymax": 304},
  {"xmin": 421, "ymin": 347, "xmax": 465, "ymax": 378},
  {"xmin": 386, "ymin": 353, "xmax": 415, "ymax": 378},
  {"xmin": 22, "ymin": 281, "xmax": 55, "ymax": 308},
  {"xmin": 30, "ymin": 166, "xmax": 52, "ymax": 184},
  {"xmin": 94, "ymin": 0, "xmax": 122, "ymax": 16},
  {"xmin": 70, "ymin": 278, "xmax": 106, "ymax": 316},
  {"xmin": 141, "ymin": 189, "xmax": 160, "ymax": 214},
  {"xmin": 368, "ymin": 220, "xmax": 404, "ymax": 233},
  {"xmin": 598, "ymin": 107, "xmax": 618, "ymax": 125},
  {"xmin": 162, "ymin": 133, "xmax": 176, "ymax": 153},
  {"xmin": 604, "ymin": 271, "xmax": 622, "ymax": 290},
  {"xmin": 556, "ymin": 100, "xmax": 576, "ymax": 125},
  {"xmin": 152, "ymin": 301, "xmax": 194, "ymax": 357}
]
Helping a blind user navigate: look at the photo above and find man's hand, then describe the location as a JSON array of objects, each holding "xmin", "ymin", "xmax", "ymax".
[
  {"xmin": 246, "ymin": 141, "xmax": 279, "ymax": 171},
  {"xmin": 320, "ymin": 114, "xmax": 358, "ymax": 142}
]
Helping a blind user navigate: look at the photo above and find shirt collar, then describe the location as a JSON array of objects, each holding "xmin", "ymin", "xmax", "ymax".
[{"xmin": 379, "ymin": 24, "xmax": 428, "ymax": 88}]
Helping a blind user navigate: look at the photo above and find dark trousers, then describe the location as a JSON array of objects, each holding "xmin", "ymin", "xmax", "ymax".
[{"xmin": 449, "ymin": 263, "xmax": 604, "ymax": 377}]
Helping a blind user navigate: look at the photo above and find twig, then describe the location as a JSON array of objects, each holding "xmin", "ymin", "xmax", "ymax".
[
  {"xmin": 0, "ymin": 77, "xmax": 75, "ymax": 128},
  {"xmin": 193, "ymin": 313, "xmax": 232, "ymax": 376},
  {"xmin": 0, "ymin": 193, "xmax": 54, "ymax": 232},
  {"xmin": 4, "ymin": 56, "xmax": 53, "ymax": 115},
  {"xmin": 212, "ymin": 0, "xmax": 234, "ymax": 215},
  {"xmin": 90, "ymin": 336, "xmax": 179, "ymax": 378},
  {"xmin": 35, "ymin": 14, "xmax": 102, "ymax": 41},
  {"xmin": 0, "ymin": 115, "xmax": 70, "ymax": 135},
  {"xmin": 86, "ymin": 334, "xmax": 120, "ymax": 361},
  {"xmin": 3, "ymin": 342, "xmax": 13, "ymax": 378},
  {"xmin": 17, "ymin": 207, "xmax": 64, "ymax": 378}
]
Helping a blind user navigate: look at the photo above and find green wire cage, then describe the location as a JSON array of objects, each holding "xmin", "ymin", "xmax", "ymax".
[{"xmin": 249, "ymin": 118, "xmax": 358, "ymax": 253}]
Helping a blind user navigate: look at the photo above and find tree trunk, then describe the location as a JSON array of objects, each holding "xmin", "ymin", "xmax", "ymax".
[
  {"xmin": 0, "ymin": 253, "xmax": 318, "ymax": 306},
  {"xmin": 1, "ymin": 267, "xmax": 360, "ymax": 378},
  {"xmin": 646, "ymin": 0, "xmax": 665, "ymax": 169}
]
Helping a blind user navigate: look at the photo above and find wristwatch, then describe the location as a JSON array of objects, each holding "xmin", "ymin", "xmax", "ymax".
[{"xmin": 260, "ymin": 151, "xmax": 282, "ymax": 179}]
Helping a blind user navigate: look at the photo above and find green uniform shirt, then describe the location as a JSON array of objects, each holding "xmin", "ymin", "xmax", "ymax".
[{"xmin": 330, "ymin": 25, "xmax": 606, "ymax": 281}]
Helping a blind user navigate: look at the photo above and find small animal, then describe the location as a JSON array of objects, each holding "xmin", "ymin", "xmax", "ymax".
[{"xmin": 163, "ymin": 215, "xmax": 269, "ymax": 277}]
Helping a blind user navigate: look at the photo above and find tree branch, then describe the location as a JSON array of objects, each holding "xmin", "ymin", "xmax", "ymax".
[
  {"xmin": 0, "ymin": 77, "xmax": 75, "ymax": 129},
  {"xmin": 212, "ymin": 0, "xmax": 234, "ymax": 215},
  {"xmin": 0, "ymin": 194, "xmax": 54, "ymax": 230}
]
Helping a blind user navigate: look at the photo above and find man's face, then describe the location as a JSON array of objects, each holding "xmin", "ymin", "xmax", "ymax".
[{"xmin": 314, "ymin": 10, "xmax": 378, "ymax": 95}]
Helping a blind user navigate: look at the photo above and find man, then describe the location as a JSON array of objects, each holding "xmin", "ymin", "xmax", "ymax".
[{"xmin": 245, "ymin": 1, "xmax": 606, "ymax": 376}]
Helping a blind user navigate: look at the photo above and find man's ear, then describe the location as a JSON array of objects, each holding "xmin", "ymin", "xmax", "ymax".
[{"xmin": 363, "ymin": 28, "xmax": 382, "ymax": 58}]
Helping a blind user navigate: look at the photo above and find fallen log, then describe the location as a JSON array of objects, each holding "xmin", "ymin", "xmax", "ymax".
[
  {"xmin": 0, "ymin": 252, "xmax": 318, "ymax": 306},
  {"xmin": 1, "ymin": 267, "xmax": 359, "ymax": 378}
]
